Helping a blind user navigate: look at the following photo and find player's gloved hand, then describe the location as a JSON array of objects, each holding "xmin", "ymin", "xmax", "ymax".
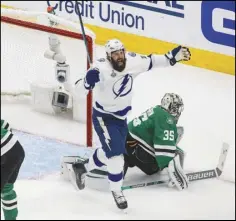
[
  {"xmin": 84, "ymin": 68, "xmax": 100, "ymax": 90},
  {"xmin": 167, "ymin": 154, "xmax": 189, "ymax": 190},
  {"xmin": 165, "ymin": 46, "xmax": 191, "ymax": 66}
]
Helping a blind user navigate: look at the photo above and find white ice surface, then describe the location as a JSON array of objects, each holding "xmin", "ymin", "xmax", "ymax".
[{"xmin": 1, "ymin": 40, "xmax": 235, "ymax": 219}]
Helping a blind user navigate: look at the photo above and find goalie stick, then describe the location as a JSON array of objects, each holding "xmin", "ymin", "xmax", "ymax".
[
  {"xmin": 121, "ymin": 142, "xmax": 230, "ymax": 190},
  {"xmin": 61, "ymin": 143, "xmax": 230, "ymax": 190}
]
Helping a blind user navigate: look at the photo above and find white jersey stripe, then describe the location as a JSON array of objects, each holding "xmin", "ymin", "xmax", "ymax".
[
  {"xmin": 154, "ymin": 144, "xmax": 176, "ymax": 151},
  {"xmin": 155, "ymin": 152, "xmax": 175, "ymax": 158},
  {"xmin": 1, "ymin": 134, "xmax": 17, "ymax": 156}
]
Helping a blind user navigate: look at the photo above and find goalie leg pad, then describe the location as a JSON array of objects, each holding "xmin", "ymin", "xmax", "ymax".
[
  {"xmin": 60, "ymin": 156, "xmax": 84, "ymax": 181},
  {"xmin": 168, "ymin": 155, "xmax": 189, "ymax": 190},
  {"xmin": 176, "ymin": 147, "xmax": 185, "ymax": 168},
  {"xmin": 60, "ymin": 156, "xmax": 89, "ymax": 190},
  {"xmin": 176, "ymin": 126, "xmax": 184, "ymax": 144}
]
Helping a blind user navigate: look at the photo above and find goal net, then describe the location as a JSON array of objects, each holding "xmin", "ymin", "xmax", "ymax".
[{"xmin": 1, "ymin": 8, "xmax": 95, "ymax": 147}]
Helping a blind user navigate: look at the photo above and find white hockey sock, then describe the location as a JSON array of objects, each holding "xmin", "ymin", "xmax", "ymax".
[{"xmin": 107, "ymin": 155, "xmax": 124, "ymax": 192}]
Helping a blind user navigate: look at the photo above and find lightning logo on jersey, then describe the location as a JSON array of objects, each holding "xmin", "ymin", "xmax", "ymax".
[
  {"xmin": 113, "ymin": 74, "xmax": 133, "ymax": 99},
  {"xmin": 97, "ymin": 117, "xmax": 111, "ymax": 150},
  {"xmin": 75, "ymin": 51, "xmax": 170, "ymax": 119}
]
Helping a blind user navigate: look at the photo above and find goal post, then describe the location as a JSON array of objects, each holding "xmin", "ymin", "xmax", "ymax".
[{"xmin": 1, "ymin": 8, "xmax": 95, "ymax": 147}]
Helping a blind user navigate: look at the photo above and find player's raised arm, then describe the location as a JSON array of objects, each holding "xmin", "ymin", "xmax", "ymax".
[
  {"xmin": 165, "ymin": 46, "xmax": 191, "ymax": 66},
  {"xmin": 151, "ymin": 45, "xmax": 191, "ymax": 68},
  {"xmin": 131, "ymin": 45, "xmax": 191, "ymax": 74}
]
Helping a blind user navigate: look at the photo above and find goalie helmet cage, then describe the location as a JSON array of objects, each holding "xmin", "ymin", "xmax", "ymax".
[{"xmin": 1, "ymin": 8, "xmax": 95, "ymax": 147}]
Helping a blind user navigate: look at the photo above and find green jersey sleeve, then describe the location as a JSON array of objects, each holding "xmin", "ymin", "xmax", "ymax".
[
  {"xmin": 128, "ymin": 107, "xmax": 155, "ymax": 148},
  {"xmin": 1, "ymin": 119, "xmax": 16, "ymax": 156},
  {"xmin": 1, "ymin": 119, "xmax": 11, "ymax": 131},
  {"xmin": 128, "ymin": 106, "xmax": 178, "ymax": 170},
  {"xmin": 153, "ymin": 109, "xmax": 178, "ymax": 169}
]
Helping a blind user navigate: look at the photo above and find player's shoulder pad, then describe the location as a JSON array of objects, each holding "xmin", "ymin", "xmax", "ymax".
[
  {"xmin": 94, "ymin": 57, "xmax": 109, "ymax": 68},
  {"xmin": 127, "ymin": 52, "xmax": 149, "ymax": 60},
  {"xmin": 97, "ymin": 57, "xmax": 106, "ymax": 63},
  {"xmin": 91, "ymin": 57, "xmax": 111, "ymax": 75},
  {"xmin": 127, "ymin": 52, "xmax": 137, "ymax": 57}
]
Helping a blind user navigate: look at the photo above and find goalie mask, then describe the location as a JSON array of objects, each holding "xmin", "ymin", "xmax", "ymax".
[
  {"xmin": 161, "ymin": 93, "xmax": 184, "ymax": 121},
  {"xmin": 105, "ymin": 39, "xmax": 126, "ymax": 72}
]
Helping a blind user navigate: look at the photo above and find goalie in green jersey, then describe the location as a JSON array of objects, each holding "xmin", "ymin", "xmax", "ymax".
[
  {"xmin": 61, "ymin": 93, "xmax": 189, "ymax": 191},
  {"xmin": 1, "ymin": 119, "xmax": 25, "ymax": 220},
  {"xmin": 124, "ymin": 93, "xmax": 189, "ymax": 190}
]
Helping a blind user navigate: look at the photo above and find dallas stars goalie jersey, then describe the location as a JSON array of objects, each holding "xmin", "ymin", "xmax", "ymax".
[
  {"xmin": 1, "ymin": 119, "xmax": 17, "ymax": 156},
  {"xmin": 128, "ymin": 105, "xmax": 178, "ymax": 169}
]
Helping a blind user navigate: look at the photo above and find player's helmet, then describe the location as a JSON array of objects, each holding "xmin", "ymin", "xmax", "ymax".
[
  {"xmin": 105, "ymin": 39, "xmax": 125, "ymax": 59},
  {"xmin": 161, "ymin": 93, "xmax": 184, "ymax": 121}
]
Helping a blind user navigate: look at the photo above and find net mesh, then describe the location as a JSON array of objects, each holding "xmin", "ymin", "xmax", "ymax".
[
  {"xmin": 1, "ymin": 8, "xmax": 95, "ymax": 96},
  {"xmin": 1, "ymin": 8, "xmax": 95, "ymax": 147}
]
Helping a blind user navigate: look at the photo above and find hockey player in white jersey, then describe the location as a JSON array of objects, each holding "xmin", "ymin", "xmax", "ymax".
[{"xmin": 45, "ymin": 36, "xmax": 191, "ymax": 210}]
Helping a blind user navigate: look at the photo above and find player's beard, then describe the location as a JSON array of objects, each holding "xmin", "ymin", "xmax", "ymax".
[{"xmin": 111, "ymin": 57, "xmax": 126, "ymax": 72}]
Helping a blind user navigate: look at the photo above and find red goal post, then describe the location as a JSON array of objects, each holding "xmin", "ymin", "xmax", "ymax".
[{"xmin": 1, "ymin": 8, "xmax": 95, "ymax": 147}]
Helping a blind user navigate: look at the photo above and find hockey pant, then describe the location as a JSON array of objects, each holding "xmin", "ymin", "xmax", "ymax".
[
  {"xmin": 124, "ymin": 133, "xmax": 159, "ymax": 177},
  {"xmin": 91, "ymin": 108, "xmax": 128, "ymax": 191},
  {"xmin": 1, "ymin": 141, "xmax": 25, "ymax": 191},
  {"xmin": 124, "ymin": 133, "xmax": 184, "ymax": 177}
]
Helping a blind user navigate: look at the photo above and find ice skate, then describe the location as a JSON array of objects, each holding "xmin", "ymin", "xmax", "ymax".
[{"xmin": 111, "ymin": 191, "xmax": 128, "ymax": 210}]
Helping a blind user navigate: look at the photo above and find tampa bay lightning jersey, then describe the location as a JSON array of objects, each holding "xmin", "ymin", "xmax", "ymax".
[
  {"xmin": 92, "ymin": 52, "xmax": 153, "ymax": 119},
  {"xmin": 75, "ymin": 52, "xmax": 170, "ymax": 120}
]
